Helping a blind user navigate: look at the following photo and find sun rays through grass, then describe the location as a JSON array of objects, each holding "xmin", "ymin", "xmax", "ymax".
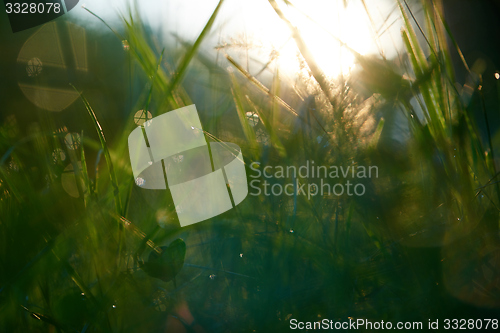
[{"xmin": 0, "ymin": 0, "xmax": 499, "ymax": 331}]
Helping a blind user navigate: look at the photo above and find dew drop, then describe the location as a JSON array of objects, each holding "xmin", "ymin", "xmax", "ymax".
[
  {"xmin": 135, "ymin": 177, "xmax": 145, "ymax": 187},
  {"xmin": 64, "ymin": 133, "xmax": 81, "ymax": 150},
  {"xmin": 122, "ymin": 40, "xmax": 130, "ymax": 51},
  {"xmin": 173, "ymin": 155, "xmax": 184, "ymax": 163},
  {"xmin": 245, "ymin": 112, "xmax": 259, "ymax": 127},
  {"xmin": 52, "ymin": 148, "xmax": 66, "ymax": 164},
  {"xmin": 134, "ymin": 110, "xmax": 152, "ymax": 126}
]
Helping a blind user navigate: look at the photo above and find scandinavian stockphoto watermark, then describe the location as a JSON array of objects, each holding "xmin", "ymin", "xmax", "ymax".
[
  {"xmin": 128, "ymin": 105, "xmax": 248, "ymax": 227},
  {"xmin": 249, "ymin": 161, "xmax": 378, "ymax": 198}
]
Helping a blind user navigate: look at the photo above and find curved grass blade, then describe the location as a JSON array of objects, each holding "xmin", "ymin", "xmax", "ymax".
[
  {"xmin": 164, "ymin": 0, "xmax": 226, "ymax": 102},
  {"xmin": 21, "ymin": 306, "xmax": 68, "ymax": 332},
  {"xmin": 245, "ymin": 96, "xmax": 287, "ymax": 158},
  {"xmin": 398, "ymin": 0, "xmax": 428, "ymax": 72},
  {"xmin": 143, "ymin": 48, "xmax": 165, "ymax": 117},
  {"xmin": 80, "ymin": 131, "xmax": 93, "ymax": 205},
  {"xmin": 229, "ymin": 71, "xmax": 260, "ymax": 159},
  {"xmin": 226, "ymin": 55, "xmax": 298, "ymax": 117},
  {"xmin": 71, "ymin": 85, "xmax": 122, "ymax": 216},
  {"xmin": 432, "ymin": 1, "xmax": 470, "ymax": 73}
]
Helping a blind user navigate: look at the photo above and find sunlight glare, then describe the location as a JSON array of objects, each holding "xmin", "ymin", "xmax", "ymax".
[
  {"xmin": 236, "ymin": 0, "xmax": 380, "ymax": 78},
  {"xmin": 69, "ymin": 0, "xmax": 403, "ymax": 79},
  {"xmin": 227, "ymin": 0, "xmax": 407, "ymax": 79}
]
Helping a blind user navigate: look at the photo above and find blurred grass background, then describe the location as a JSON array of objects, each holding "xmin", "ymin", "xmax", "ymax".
[{"xmin": 0, "ymin": 0, "xmax": 499, "ymax": 332}]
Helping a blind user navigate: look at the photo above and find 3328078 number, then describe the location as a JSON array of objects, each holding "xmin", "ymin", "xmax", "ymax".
[
  {"xmin": 444, "ymin": 319, "xmax": 499, "ymax": 330},
  {"xmin": 5, "ymin": 2, "xmax": 62, "ymax": 14}
]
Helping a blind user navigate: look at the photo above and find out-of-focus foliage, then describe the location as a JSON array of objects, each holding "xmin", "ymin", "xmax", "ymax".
[{"xmin": 0, "ymin": 0, "xmax": 499, "ymax": 332}]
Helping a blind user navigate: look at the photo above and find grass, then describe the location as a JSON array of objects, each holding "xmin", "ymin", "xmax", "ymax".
[{"xmin": 0, "ymin": 0, "xmax": 499, "ymax": 332}]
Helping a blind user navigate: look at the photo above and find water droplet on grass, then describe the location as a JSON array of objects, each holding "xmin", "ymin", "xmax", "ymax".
[
  {"xmin": 135, "ymin": 177, "xmax": 145, "ymax": 187},
  {"xmin": 122, "ymin": 40, "xmax": 130, "ymax": 51},
  {"xmin": 245, "ymin": 112, "xmax": 259, "ymax": 127},
  {"xmin": 52, "ymin": 148, "xmax": 66, "ymax": 163},
  {"xmin": 134, "ymin": 110, "xmax": 152, "ymax": 126},
  {"xmin": 64, "ymin": 133, "xmax": 81, "ymax": 150}
]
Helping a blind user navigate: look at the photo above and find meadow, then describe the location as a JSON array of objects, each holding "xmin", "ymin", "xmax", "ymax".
[{"xmin": 0, "ymin": 0, "xmax": 499, "ymax": 332}]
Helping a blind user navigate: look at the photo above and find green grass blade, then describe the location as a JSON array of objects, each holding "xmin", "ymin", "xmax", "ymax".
[
  {"xmin": 225, "ymin": 55, "xmax": 298, "ymax": 117},
  {"xmin": 164, "ymin": 0, "xmax": 226, "ymax": 101},
  {"xmin": 143, "ymin": 48, "xmax": 165, "ymax": 117},
  {"xmin": 80, "ymin": 131, "xmax": 91, "ymax": 204},
  {"xmin": 432, "ymin": 1, "xmax": 470, "ymax": 73},
  {"xmin": 71, "ymin": 85, "xmax": 122, "ymax": 216},
  {"xmin": 229, "ymin": 70, "xmax": 260, "ymax": 159},
  {"xmin": 245, "ymin": 96, "xmax": 287, "ymax": 158},
  {"xmin": 398, "ymin": 0, "xmax": 428, "ymax": 71}
]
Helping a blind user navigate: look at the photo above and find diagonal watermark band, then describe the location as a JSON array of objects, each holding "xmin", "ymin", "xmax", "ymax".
[{"xmin": 128, "ymin": 105, "xmax": 248, "ymax": 227}]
